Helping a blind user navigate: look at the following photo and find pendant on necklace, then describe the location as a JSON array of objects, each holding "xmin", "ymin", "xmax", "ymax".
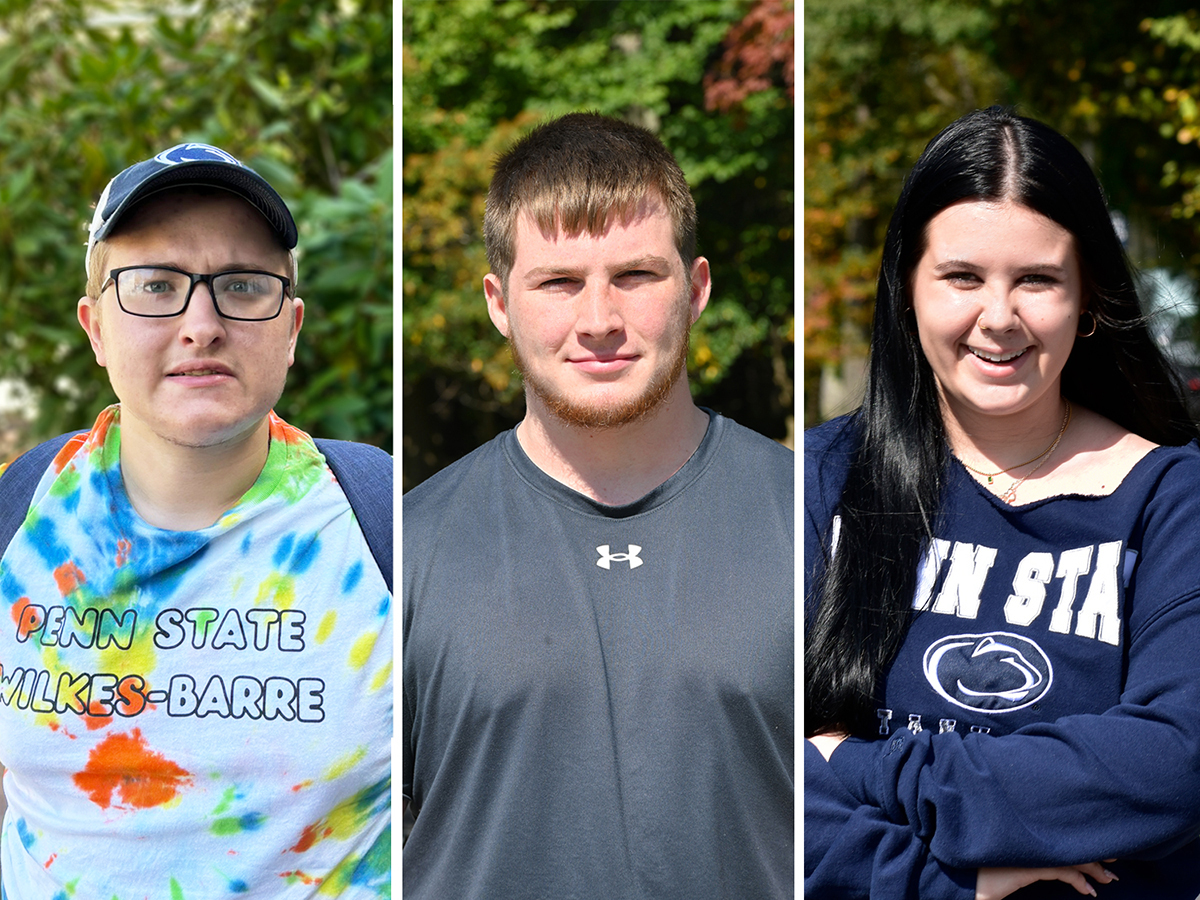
[
  {"xmin": 987, "ymin": 475, "xmax": 994, "ymax": 484},
  {"xmin": 1000, "ymin": 485, "xmax": 1017, "ymax": 503}
]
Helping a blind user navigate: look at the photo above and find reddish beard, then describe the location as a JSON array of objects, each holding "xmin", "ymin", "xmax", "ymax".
[{"xmin": 509, "ymin": 294, "xmax": 692, "ymax": 430}]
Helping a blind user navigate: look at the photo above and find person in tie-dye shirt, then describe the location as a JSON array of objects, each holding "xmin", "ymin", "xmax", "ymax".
[{"xmin": 0, "ymin": 144, "xmax": 391, "ymax": 899}]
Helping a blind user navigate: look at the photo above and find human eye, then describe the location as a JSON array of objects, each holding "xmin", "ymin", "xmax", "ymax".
[
  {"xmin": 942, "ymin": 270, "xmax": 981, "ymax": 287},
  {"xmin": 114, "ymin": 268, "xmax": 186, "ymax": 314},
  {"xmin": 614, "ymin": 269, "xmax": 667, "ymax": 292},
  {"xmin": 1019, "ymin": 272, "xmax": 1059, "ymax": 288},
  {"xmin": 536, "ymin": 276, "xmax": 578, "ymax": 291},
  {"xmin": 124, "ymin": 268, "xmax": 182, "ymax": 296},
  {"xmin": 219, "ymin": 272, "xmax": 273, "ymax": 295},
  {"xmin": 210, "ymin": 272, "xmax": 285, "ymax": 318}
]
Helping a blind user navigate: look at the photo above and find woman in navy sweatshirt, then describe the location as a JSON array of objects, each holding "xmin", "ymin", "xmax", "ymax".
[{"xmin": 805, "ymin": 106, "xmax": 1200, "ymax": 899}]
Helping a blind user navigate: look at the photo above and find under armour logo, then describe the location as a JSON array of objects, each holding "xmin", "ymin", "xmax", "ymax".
[{"xmin": 596, "ymin": 544, "xmax": 643, "ymax": 569}]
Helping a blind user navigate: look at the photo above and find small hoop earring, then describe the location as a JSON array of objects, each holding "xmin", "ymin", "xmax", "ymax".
[{"xmin": 1077, "ymin": 310, "xmax": 1097, "ymax": 338}]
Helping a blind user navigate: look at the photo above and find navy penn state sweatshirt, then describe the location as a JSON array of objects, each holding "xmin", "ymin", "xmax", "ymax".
[{"xmin": 805, "ymin": 415, "xmax": 1200, "ymax": 899}]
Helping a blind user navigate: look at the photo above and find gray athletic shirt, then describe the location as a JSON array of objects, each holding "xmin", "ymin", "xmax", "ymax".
[{"xmin": 402, "ymin": 411, "xmax": 794, "ymax": 899}]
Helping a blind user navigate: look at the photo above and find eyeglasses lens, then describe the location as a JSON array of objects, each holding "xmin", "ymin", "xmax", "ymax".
[{"xmin": 116, "ymin": 268, "xmax": 285, "ymax": 320}]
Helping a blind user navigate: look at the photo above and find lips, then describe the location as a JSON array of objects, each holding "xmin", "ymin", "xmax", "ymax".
[
  {"xmin": 568, "ymin": 354, "xmax": 638, "ymax": 376},
  {"xmin": 969, "ymin": 347, "xmax": 1028, "ymax": 364},
  {"xmin": 166, "ymin": 361, "xmax": 234, "ymax": 377}
]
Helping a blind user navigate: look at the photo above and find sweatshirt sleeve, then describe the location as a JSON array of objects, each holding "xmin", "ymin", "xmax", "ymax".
[
  {"xmin": 804, "ymin": 417, "xmax": 980, "ymax": 897},
  {"xmin": 828, "ymin": 577, "xmax": 1200, "ymax": 869},
  {"xmin": 805, "ymin": 741, "xmax": 977, "ymax": 900}
]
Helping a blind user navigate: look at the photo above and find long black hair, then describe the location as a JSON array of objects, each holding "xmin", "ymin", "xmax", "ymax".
[{"xmin": 806, "ymin": 106, "xmax": 1198, "ymax": 737}]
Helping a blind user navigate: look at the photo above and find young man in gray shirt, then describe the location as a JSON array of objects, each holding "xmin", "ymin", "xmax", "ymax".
[{"xmin": 403, "ymin": 113, "xmax": 793, "ymax": 899}]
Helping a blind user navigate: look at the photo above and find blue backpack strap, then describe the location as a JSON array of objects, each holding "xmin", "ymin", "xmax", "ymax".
[
  {"xmin": 314, "ymin": 438, "xmax": 393, "ymax": 593},
  {"xmin": 0, "ymin": 432, "xmax": 82, "ymax": 557}
]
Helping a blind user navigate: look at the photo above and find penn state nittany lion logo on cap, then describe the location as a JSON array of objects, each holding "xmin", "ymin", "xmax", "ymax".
[
  {"xmin": 153, "ymin": 144, "xmax": 244, "ymax": 168},
  {"xmin": 86, "ymin": 140, "xmax": 298, "ymax": 276},
  {"xmin": 923, "ymin": 632, "xmax": 1053, "ymax": 714}
]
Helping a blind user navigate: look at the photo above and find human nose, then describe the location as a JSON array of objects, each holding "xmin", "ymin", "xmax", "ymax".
[
  {"xmin": 575, "ymin": 281, "xmax": 623, "ymax": 338},
  {"xmin": 975, "ymin": 284, "xmax": 1020, "ymax": 333},
  {"xmin": 177, "ymin": 279, "xmax": 226, "ymax": 346}
]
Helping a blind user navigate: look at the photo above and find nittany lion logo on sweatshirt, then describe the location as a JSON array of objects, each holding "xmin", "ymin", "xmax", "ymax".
[{"xmin": 923, "ymin": 632, "xmax": 1053, "ymax": 713}]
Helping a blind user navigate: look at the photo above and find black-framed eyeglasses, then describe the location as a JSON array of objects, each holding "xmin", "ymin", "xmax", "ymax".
[{"xmin": 101, "ymin": 265, "xmax": 292, "ymax": 321}]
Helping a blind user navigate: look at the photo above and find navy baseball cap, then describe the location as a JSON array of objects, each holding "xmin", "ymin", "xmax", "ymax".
[{"xmin": 86, "ymin": 143, "xmax": 297, "ymax": 276}]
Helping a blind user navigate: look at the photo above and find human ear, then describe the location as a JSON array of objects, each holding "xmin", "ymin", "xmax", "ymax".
[
  {"xmin": 287, "ymin": 298, "xmax": 305, "ymax": 366},
  {"xmin": 688, "ymin": 257, "xmax": 712, "ymax": 323},
  {"xmin": 77, "ymin": 296, "xmax": 107, "ymax": 367},
  {"xmin": 483, "ymin": 273, "xmax": 510, "ymax": 337}
]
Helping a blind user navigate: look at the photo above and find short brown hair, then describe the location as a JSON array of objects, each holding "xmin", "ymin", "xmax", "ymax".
[{"xmin": 483, "ymin": 112, "xmax": 697, "ymax": 283}]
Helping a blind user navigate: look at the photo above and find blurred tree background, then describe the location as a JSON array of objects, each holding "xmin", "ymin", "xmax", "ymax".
[
  {"xmin": 0, "ymin": 0, "xmax": 392, "ymax": 459},
  {"xmin": 403, "ymin": 0, "xmax": 794, "ymax": 490},
  {"xmin": 806, "ymin": 0, "xmax": 1200, "ymax": 426}
]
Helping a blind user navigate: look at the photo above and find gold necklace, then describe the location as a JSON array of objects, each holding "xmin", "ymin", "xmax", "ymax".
[{"xmin": 958, "ymin": 401, "xmax": 1072, "ymax": 503}]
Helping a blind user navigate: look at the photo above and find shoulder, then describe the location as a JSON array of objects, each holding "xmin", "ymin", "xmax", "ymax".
[
  {"xmin": 1132, "ymin": 439, "xmax": 1200, "ymax": 501},
  {"xmin": 401, "ymin": 436, "xmax": 514, "ymax": 586},
  {"xmin": 402, "ymin": 431, "xmax": 511, "ymax": 521},
  {"xmin": 708, "ymin": 413, "xmax": 793, "ymax": 484},
  {"xmin": 1109, "ymin": 439, "xmax": 1200, "ymax": 629},
  {"xmin": 1064, "ymin": 406, "xmax": 1157, "ymax": 479},
  {"xmin": 714, "ymin": 413, "xmax": 794, "ymax": 455},
  {"xmin": 694, "ymin": 414, "xmax": 793, "ymax": 529},
  {"xmin": 0, "ymin": 430, "xmax": 90, "ymax": 497},
  {"xmin": 803, "ymin": 414, "xmax": 859, "ymax": 500},
  {"xmin": 804, "ymin": 414, "xmax": 859, "ymax": 461},
  {"xmin": 1042, "ymin": 406, "xmax": 1200, "ymax": 502}
]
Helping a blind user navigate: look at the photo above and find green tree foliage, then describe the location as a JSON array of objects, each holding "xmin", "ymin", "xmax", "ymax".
[
  {"xmin": 804, "ymin": 0, "xmax": 1003, "ymax": 425},
  {"xmin": 805, "ymin": 0, "xmax": 1200, "ymax": 425},
  {"xmin": 403, "ymin": 0, "xmax": 794, "ymax": 488},
  {"xmin": 0, "ymin": 0, "xmax": 392, "ymax": 455}
]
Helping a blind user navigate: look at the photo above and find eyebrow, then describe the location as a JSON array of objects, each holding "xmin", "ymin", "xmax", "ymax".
[
  {"xmin": 931, "ymin": 259, "xmax": 1069, "ymax": 274},
  {"xmin": 522, "ymin": 255, "xmax": 673, "ymax": 280},
  {"xmin": 135, "ymin": 261, "xmax": 282, "ymax": 273}
]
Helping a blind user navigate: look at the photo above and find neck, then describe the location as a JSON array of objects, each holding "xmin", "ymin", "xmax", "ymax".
[
  {"xmin": 943, "ymin": 391, "xmax": 1068, "ymax": 470},
  {"xmin": 118, "ymin": 415, "xmax": 271, "ymax": 531},
  {"xmin": 517, "ymin": 379, "xmax": 710, "ymax": 506}
]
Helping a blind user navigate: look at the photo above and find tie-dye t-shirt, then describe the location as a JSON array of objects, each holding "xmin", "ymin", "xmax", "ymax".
[{"xmin": 0, "ymin": 406, "xmax": 391, "ymax": 900}]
